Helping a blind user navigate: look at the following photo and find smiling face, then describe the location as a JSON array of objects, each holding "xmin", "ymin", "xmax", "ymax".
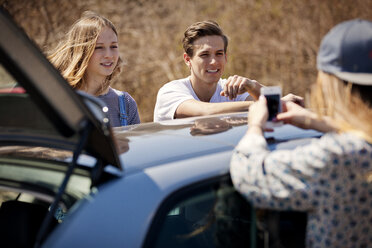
[
  {"xmin": 184, "ymin": 35, "xmax": 227, "ymax": 86},
  {"xmin": 86, "ymin": 26, "xmax": 119, "ymax": 83}
]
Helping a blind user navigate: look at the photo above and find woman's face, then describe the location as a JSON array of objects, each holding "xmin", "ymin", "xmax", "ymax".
[{"xmin": 86, "ymin": 26, "xmax": 119, "ymax": 81}]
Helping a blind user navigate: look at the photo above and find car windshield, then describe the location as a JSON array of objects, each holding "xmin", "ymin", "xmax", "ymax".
[
  {"xmin": 0, "ymin": 158, "xmax": 92, "ymax": 208},
  {"xmin": 0, "ymin": 62, "xmax": 76, "ymax": 161},
  {"xmin": 0, "ymin": 63, "xmax": 66, "ymax": 135},
  {"xmin": 0, "ymin": 64, "xmax": 18, "ymax": 91},
  {"xmin": 0, "ymin": 62, "xmax": 92, "ymax": 214}
]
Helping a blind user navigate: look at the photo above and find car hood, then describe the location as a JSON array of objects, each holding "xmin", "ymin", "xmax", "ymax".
[
  {"xmin": 114, "ymin": 113, "xmax": 322, "ymax": 174},
  {"xmin": 0, "ymin": 8, "xmax": 120, "ymax": 170}
]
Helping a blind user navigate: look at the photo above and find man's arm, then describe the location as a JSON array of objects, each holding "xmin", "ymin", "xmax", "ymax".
[
  {"xmin": 221, "ymin": 75, "xmax": 263, "ymax": 100},
  {"xmin": 175, "ymin": 99, "xmax": 254, "ymax": 119},
  {"xmin": 174, "ymin": 75, "xmax": 262, "ymax": 119}
]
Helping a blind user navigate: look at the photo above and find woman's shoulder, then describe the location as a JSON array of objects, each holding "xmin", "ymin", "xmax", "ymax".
[
  {"xmin": 98, "ymin": 87, "xmax": 117, "ymax": 100},
  {"xmin": 319, "ymin": 132, "xmax": 372, "ymax": 154},
  {"xmin": 110, "ymin": 88, "xmax": 137, "ymax": 104},
  {"xmin": 109, "ymin": 87, "xmax": 124, "ymax": 96},
  {"xmin": 123, "ymin": 92, "xmax": 136, "ymax": 102}
]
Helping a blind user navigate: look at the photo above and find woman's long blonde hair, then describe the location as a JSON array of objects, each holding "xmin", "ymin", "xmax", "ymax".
[
  {"xmin": 48, "ymin": 11, "xmax": 122, "ymax": 95},
  {"xmin": 311, "ymin": 71, "xmax": 372, "ymax": 143}
]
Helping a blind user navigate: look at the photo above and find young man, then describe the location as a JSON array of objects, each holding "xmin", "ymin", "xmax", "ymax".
[{"xmin": 153, "ymin": 20, "xmax": 301, "ymax": 122}]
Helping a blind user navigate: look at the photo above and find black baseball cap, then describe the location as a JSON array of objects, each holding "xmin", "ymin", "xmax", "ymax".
[{"xmin": 317, "ymin": 19, "xmax": 372, "ymax": 85}]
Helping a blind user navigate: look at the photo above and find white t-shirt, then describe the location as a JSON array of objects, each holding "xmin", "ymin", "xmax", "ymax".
[{"xmin": 153, "ymin": 77, "xmax": 249, "ymax": 122}]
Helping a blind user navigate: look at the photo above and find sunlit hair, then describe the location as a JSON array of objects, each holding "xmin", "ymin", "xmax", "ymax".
[
  {"xmin": 310, "ymin": 71, "xmax": 372, "ymax": 143},
  {"xmin": 182, "ymin": 20, "xmax": 228, "ymax": 57},
  {"xmin": 48, "ymin": 11, "xmax": 122, "ymax": 95}
]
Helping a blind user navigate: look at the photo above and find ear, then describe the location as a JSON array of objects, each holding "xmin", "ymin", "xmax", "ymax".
[
  {"xmin": 183, "ymin": 53, "xmax": 191, "ymax": 69},
  {"xmin": 224, "ymin": 52, "xmax": 228, "ymax": 63}
]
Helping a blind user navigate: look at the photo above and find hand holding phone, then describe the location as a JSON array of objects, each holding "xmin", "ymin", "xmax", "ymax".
[{"xmin": 260, "ymin": 86, "xmax": 282, "ymax": 127}]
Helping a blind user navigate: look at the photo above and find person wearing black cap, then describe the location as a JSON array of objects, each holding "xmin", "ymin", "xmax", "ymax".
[{"xmin": 230, "ymin": 19, "xmax": 372, "ymax": 247}]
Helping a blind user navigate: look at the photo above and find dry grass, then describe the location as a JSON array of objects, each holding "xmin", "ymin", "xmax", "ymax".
[{"xmin": 2, "ymin": 0, "xmax": 372, "ymax": 122}]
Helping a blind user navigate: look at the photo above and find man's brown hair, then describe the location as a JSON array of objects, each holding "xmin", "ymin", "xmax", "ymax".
[{"xmin": 182, "ymin": 20, "xmax": 228, "ymax": 57}]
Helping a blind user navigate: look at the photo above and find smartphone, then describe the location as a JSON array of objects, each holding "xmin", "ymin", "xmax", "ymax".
[{"xmin": 260, "ymin": 86, "xmax": 282, "ymax": 127}]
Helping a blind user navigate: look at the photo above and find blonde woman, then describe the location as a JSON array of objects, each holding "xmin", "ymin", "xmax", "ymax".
[
  {"xmin": 230, "ymin": 19, "xmax": 372, "ymax": 247},
  {"xmin": 48, "ymin": 11, "xmax": 140, "ymax": 127}
]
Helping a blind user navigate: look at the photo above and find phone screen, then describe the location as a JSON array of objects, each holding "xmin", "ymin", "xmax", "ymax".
[{"xmin": 266, "ymin": 94, "xmax": 280, "ymax": 121}]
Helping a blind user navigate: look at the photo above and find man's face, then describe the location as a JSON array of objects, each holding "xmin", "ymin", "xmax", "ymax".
[{"xmin": 184, "ymin": 35, "xmax": 227, "ymax": 85}]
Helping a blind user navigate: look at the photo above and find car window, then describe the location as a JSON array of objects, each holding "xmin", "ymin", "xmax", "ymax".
[
  {"xmin": 0, "ymin": 62, "xmax": 59, "ymax": 134},
  {"xmin": 145, "ymin": 176, "xmax": 307, "ymax": 248},
  {"xmin": 145, "ymin": 177, "xmax": 257, "ymax": 248},
  {"xmin": 0, "ymin": 62, "xmax": 92, "ymax": 222},
  {"xmin": 0, "ymin": 157, "xmax": 93, "ymax": 247},
  {"xmin": 0, "ymin": 64, "xmax": 23, "ymax": 92}
]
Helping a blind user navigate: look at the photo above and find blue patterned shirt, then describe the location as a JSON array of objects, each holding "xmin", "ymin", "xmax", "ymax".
[{"xmin": 230, "ymin": 132, "xmax": 372, "ymax": 248}]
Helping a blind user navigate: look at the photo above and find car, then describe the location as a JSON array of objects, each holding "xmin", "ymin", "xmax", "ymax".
[{"xmin": 0, "ymin": 7, "xmax": 322, "ymax": 248}]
